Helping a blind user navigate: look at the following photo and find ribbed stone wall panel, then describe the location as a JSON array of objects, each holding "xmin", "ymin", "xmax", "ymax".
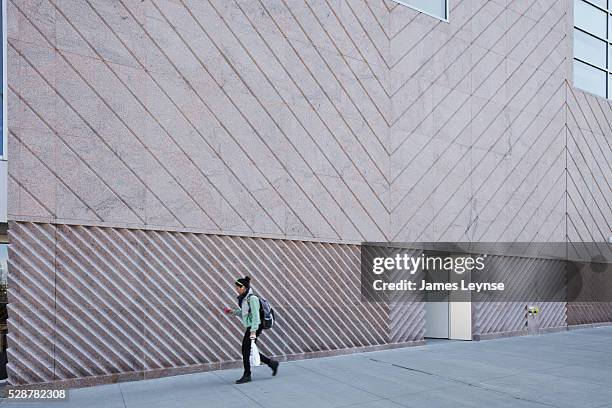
[
  {"xmin": 471, "ymin": 255, "xmax": 568, "ymax": 337},
  {"xmin": 538, "ymin": 302, "xmax": 568, "ymax": 329},
  {"xmin": 473, "ymin": 302, "xmax": 527, "ymax": 337},
  {"xmin": 6, "ymin": 222, "xmax": 57, "ymax": 385},
  {"xmin": 566, "ymin": 303, "xmax": 612, "ymax": 325},
  {"xmin": 6, "ymin": 221, "xmax": 424, "ymax": 386},
  {"xmin": 390, "ymin": 301, "xmax": 425, "ymax": 343},
  {"xmin": 388, "ymin": 248, "xmax": 426, "ymax": 343},
  {"xmin": 565, "ymin": 72, "xmax": 612, "ymax": 328}
]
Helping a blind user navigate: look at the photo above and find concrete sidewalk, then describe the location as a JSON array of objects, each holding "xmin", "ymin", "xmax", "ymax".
[{"xmin": 3, "ymin": 326, "xmax": 612, "ymax": 408}]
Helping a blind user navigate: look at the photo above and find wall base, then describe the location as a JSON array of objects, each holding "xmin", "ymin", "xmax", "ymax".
[
  {"xmin": 5, "ymin": 340, "xmax": 425, "ymax": 391},
  {"xmin": 473, "ymin": 325, "xmax": 569, "ymax": 341}
]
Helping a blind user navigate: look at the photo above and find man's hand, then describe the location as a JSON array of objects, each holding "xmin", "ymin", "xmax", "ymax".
[
  {"xmin": 250, "ymin": 331, "xmax": 257, "ymax": 340},
  {"xmin": 223, "ymin": 306, "xmax": 232, "ymax": 314}
]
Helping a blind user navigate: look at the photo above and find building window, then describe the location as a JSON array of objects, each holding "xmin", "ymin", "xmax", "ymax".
[
  {"xmin": 573, "ymin": 0, "xmax": 612, "ymax": 98},
  {"xmin": 394, "ymin": 0, "xmax": 448, "ymax": 21}
]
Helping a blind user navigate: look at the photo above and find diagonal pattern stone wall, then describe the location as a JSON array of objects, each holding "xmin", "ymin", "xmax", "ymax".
[
  {"xmin": 8, "ymin": 0, "xmax": 394, "ymax": 242},
  {"xmin": 388, "ymin": 0, "xmax": 569, "ymax": 243},
  {"xmin": 565, "ymin": 86, "xmax": 612, "ymax": 325},
  {"xmin": 7, "ymin": 221, "xmax": 425, "ymax": 386},
  {"xmin": 471, "ymin": 255, "xmax": 568, "ymax": 339},
  {"xmin": 9, "ymin": 0, "xmax": 590, "ymax": 244}
]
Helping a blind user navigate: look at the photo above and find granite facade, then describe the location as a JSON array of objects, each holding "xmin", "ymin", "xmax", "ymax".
[{"xmin": 6, "ymin": 0, "xmax": 611, "ymax": 386}]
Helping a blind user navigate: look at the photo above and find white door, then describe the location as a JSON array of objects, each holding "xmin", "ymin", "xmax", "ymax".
[
  {"xmin": 425, "ymin": 300, "xmax": 449, "ymax": 338},
  {"xmin": 424, "ymin": 264, "xmax": 472, "ymax": 340},
  {"xmin": 449, "ymin": 268, "xmax": 472, "ymax": 340},
  {"xmin": 424, "ymin": 269, "xmax": 450, "ymax": 338}
]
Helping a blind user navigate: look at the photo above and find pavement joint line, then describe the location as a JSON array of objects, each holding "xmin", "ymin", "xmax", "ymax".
[
  {"xmin": 289, "ymin": 361, "xmax": 435, "ymax": 408},
  {"xmin": 292, "ymin": 356, "xmax": 466, "ymax": 407},
  {"xmin": 367, "ymin": 358, "xmax": 560, "ymax": 408},
  {"xmin": 296, "ymin": 352, "xmax": 543, "ymax": 404},
  {"xmin": 118, "ymin": 383, "xmax": 128, "ymax": 408},
  {"xmin": 368, "ymin": 355, "xmax": 540, "ymax": 378},
  {"xmin": 295, "ymin": 360, "xmax": 468, "ymax": 407},
  {"xmin": 360, "ymin": 338, "xmax": 612, "ymax": 376},
  {"xmin": 218, "ymin": 360, "xmax": 405, "ymax": 408},
  {"xmin": 366, "ymin": 338, "xmax": 612, "ymax": 364}
]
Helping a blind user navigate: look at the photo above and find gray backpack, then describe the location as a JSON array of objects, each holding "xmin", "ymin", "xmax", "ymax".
[{"xmin": 248, "ymin": 294, "xmax": 275, "ymax": 329}]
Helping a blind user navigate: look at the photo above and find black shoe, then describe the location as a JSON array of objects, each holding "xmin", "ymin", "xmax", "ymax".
[
  {"xmin": 235, "ymin": 374, "xmax": 251, "ymax": 384},
  {"xmin": 271, "ymin": 361, "xmax": 279, "ymax": 376}
]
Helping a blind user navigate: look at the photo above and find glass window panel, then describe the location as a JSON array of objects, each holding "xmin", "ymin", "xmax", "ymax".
[
  {"xmin": 589, "ymin": 0, "xmax": 607, "ymax": 9},
  {"xmin": 395, "ymin": 0, "xmax": 447, "ymax": 20},
  {"xmin": 0, "ymin": 99, "xmax": 3, "ymax": 157},
  {"xmin": 574, "ymin": 59, "xmax": 607, "ymax": 97},
  {"xmin": 1, "ymin": 4, "xmax": 3, "ymax": 157},
  {"xmin": 609, "ymin": 74, "xmax": 612, "ymax": 98},
  {"xmin": 575, "ymin": 0, "xmax": 607, "ymax": 38},
  {"xmin": 0, "ymin": 93, "xmax": 2, "ymax": 155},
  {"xmin": 0, "ymin": 5, "xmax": 2, "ymax": 88},
  {"xmin": 574, "ymin": 29, "xmax": 607, "ymax": 68}
]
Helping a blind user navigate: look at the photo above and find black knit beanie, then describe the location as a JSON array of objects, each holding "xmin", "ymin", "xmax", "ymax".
[{"xmin": 235, "ymin": 276, "xmax": 251, "ymax": 288}]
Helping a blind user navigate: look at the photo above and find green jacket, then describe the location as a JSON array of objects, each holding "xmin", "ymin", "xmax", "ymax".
[{"xmin": 233, "ymin": 292, "xmax": 261, "ymax": 331}]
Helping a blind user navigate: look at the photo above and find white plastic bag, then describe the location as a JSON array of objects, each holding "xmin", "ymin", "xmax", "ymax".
[{"xmin": 250, "ymin": 340, "xmax": 261, "ymax": 367}]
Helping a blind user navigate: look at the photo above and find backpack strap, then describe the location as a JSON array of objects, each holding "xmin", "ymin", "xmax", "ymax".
[{"xmin": 246, "ymin": 293, "xmax": 259, "ymax": 313}]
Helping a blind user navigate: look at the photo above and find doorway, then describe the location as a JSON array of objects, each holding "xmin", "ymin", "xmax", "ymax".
[
  {"xmin": 424, "ymin": 268, "xmax": 450, "ymax": 338},
  {"xmin": 424, "ymin": 265, "xmax": 472, "ymax": 341}
]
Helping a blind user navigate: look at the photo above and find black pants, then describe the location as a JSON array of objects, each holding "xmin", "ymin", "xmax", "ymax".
[{"xmin": 242, "ymin": 327, "xmax": 273, "ymax": 375}]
